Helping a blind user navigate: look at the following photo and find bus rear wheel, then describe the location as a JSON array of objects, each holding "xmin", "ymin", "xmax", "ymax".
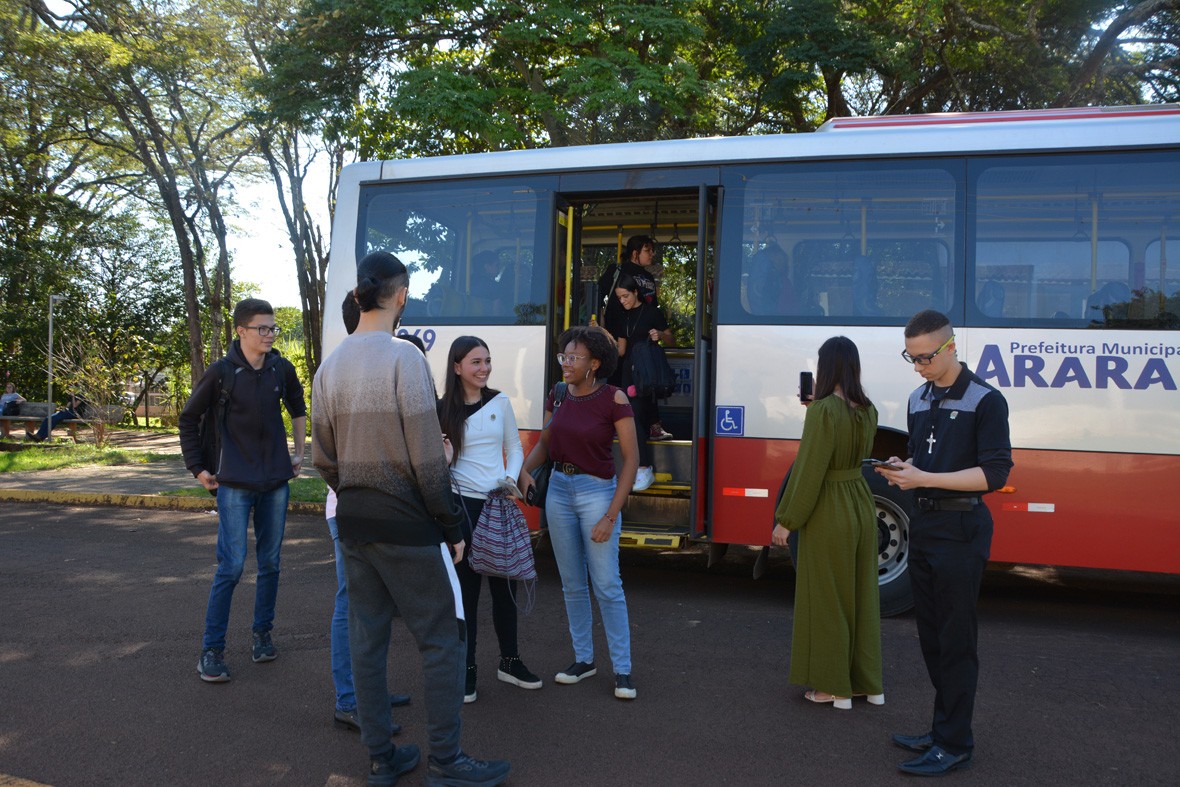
[
  {"xmin": 866, "ymin": 469, "xmax": 913, "ymax": 616},
  {"xmin": 781, "ymin": 467, "xmax": 914, "ymax": 617}
]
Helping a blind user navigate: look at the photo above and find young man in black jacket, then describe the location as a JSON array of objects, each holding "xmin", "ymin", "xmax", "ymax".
[
  {"xmin": 877, "ymin": 309, "xmax": 1013, "ymax": 776},
  {"xmin": 179, "ymin": 298, "xmax": 306, "ymax": 683}
]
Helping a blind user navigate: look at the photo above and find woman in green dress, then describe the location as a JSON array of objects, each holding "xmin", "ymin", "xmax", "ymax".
[{"xmin": 773, "ymin": 336, "xmax": 883, "ymax": 710}]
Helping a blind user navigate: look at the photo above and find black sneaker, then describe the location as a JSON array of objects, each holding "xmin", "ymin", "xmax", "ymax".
[
  {"xmin": 554, "ymin": 661, "xmax": 596, "ymax": 684},
  {"xmin": 614, "ymin": 673, "xmax": 637, "ymax": 700},
  {"xmin": 252, "ymin": 630, "xmax": 277, "ymax": 663},
  {"xmin": 197, "ymin": 648, "xmax": 230, "ymax": 682},
  {"xmin": 369, "ymin": 744, "xmax": 420, "ymax": 786},
  {"xmin": 497, "ymin": 656, "xmax": 542, "ymax": 689},
  {"xmin": 426, "ymin": 751, "xmax": 511, "ymax": 786},
  {"xmin": 464, "ymin": 664, "xmax": 477, "ymax": 704}
]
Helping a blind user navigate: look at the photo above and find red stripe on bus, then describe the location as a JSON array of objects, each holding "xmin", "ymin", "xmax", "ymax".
[{"xmin": 710, "ymin": 436, "xmax": 1180, "ymax": 575}]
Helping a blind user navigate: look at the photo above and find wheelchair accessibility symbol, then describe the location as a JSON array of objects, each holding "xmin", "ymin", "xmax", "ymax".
[{"xmin": 715, "ymin": 406, "xmax": 744, "ymax": 436}]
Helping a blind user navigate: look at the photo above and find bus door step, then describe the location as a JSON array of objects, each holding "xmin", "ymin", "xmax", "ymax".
[{"xmin": 619, "ymin": 525, "xmax": 690, "ymax": 550}]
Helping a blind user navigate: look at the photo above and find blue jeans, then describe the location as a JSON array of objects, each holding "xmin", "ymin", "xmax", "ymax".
[
  {"xmin": 327, "ymin": 516, "xmax": 355, "ymax": 711},
  {"xmin": 35, "ymin": 408, "xmax": 76, "ymax": 440},
  {"xmin": 545, "ymin": 472, "xmax": 632, "ymax": 675},
  {"xmin": 202, "ymin": 483, "xmax": 290, "ymax": 651}
]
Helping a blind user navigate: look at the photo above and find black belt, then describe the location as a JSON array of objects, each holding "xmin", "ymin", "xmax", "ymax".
[
  {"xmin": 916, "ymin": 497, "xmax": 981, "ymax": 512},
  {"xmin": 554, "ymin": 461, "xmax": 586, "ymax": 476}
]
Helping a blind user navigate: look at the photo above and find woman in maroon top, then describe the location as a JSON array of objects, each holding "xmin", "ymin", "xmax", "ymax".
[{"xmin": 519, "ymin": 325, "xmax": 641, "ymax": 700}]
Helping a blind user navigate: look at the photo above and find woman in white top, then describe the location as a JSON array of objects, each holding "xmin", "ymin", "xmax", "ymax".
[{"xmin": 438, "ymin": 335, "xmax": 540, "ymax": 703}]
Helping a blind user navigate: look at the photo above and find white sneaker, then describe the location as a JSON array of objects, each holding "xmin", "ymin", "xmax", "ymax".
[{"xmin": 633, "ymin": 466, "xmax": 654, "ymax": 492}]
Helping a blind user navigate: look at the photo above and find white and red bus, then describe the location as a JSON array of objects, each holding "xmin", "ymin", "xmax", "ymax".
[{"xmin": 323, "ymin": 105, "xmax": 1180, "ymax": 613}]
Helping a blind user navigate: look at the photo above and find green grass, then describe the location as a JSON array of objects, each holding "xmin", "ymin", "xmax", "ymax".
[
  {"xmin": 170, "ymin": 476, "xmax": 327, "ymax": 503},
  {"xmin": 0, "ymin": 445, "xmax": 175, "ymax": 473}
]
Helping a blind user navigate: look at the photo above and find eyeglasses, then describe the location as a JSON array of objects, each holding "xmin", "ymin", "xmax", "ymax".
[
  {"xmin": 556, "ymin": 353, "xmax": 586, "ymax": 365},
  {"xmin": 901, "ymin": 334, "xmax": 954, "ymax": 365},
  {"xmin": 246, "ymin": 325, "xmax": 282, "ymax": 337}
]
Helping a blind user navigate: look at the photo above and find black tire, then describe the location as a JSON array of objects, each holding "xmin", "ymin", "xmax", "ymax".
[
  {"xmin": 865, "ymin": 469, "xmax": 914, "ymax": 617},
  {"xmin": 777, "ymin": 467, "xmax": 915, "ymax": 617}
]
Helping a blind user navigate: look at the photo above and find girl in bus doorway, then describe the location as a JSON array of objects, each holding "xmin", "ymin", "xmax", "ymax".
[
  {"xmin": 772, "ymin": 336, "xmax": 883, "ymax": 710},
  {"xmin": 438, "ymin": 336, "xmax": 542, "ymax": 704},
  {"xmin": 599, "ymin": 234, "xmax": 661, "ymax": 384},
  {"xmin": 614, "ymin": 274, "xmax": 674, "ymax": 491},
  {"xmin": 518, "ymin": 325, "xmax": 641, "ymax": 700}
]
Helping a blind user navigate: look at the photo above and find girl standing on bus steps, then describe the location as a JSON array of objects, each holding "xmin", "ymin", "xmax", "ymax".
[
  {"xmin": 772, "ymin": 336, "xmax": 883, "ymax": 710},
  {"xmin": 614, "ymin": 274, "xmax": 674, "ymax": 491},
  {"xmin": 438, "ymin": 336, "xmax": 542, "ymax": 703},
  {"xmin": 518, "ymin": 325, "xmax": 641, "ymax": 700}
]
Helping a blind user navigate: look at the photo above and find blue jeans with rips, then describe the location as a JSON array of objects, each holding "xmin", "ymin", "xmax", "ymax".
[
  {"xmin": 545, "ymin": 471, "xmax": 632, "ymax": 675},
  {"xmin": 327, "ymin": 516, "xmax": 355, "ymax": 711},
  {"xmin": 202, "ymin": 483, "xmax": 290, "ymax": 651}
]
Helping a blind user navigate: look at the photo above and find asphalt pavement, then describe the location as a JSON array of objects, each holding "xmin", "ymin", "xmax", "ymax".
[{"xmin": 1, "ymin": 433, "xmax": 1179, "ymax": 785}]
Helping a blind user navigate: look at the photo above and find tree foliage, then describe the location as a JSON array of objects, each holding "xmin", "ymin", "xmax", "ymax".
[
  {"xmin": 31, "ymin": 0, "xmax": 266, "ymax": 384},
  {"xmin": 267, "ymin": 0, "xmax": 1179, "ymax": 151}
]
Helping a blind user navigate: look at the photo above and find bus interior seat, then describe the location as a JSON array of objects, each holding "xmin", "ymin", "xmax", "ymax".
[
  {"xmin": 851, "ymin": 255, "xmax": 882, "ymax": 316},
  {"xmin": 747, "ymin": 242, "xmax": 788, "ymax": 314},
  {"xmin": 977, "ymin": 280, "xmax": 1005, "ymax": 317},
  {"xmin": 1085, "ymin": 281, "xmax": 1132, "ymax": 322}
]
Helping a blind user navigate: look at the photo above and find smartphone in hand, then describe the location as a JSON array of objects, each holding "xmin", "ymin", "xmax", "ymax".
[
  {"xmin": 799, "ymin": 371, "xmax": 814, "ymax": 403},
  {"xmin": 862, "ymin": 458, "xmax": 901, "ymax": 470}
]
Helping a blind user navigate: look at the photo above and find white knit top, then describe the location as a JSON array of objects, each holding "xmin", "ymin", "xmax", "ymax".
[{"xmin": 450, "ymin": 392, "xmax": 524, "ymax": 500}]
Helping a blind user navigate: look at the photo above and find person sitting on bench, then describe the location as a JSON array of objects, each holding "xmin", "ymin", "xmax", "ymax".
[
  {"xmin": 1, "ymin": 383, "xmax": 26, "ymax": 416},
  {"xmin": 33, "ymin": 393, "xmax": 88, "ymax": 441}
]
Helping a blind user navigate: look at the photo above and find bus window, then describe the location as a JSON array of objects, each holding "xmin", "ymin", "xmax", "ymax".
[
  {"xmin": 357, "ymin": 178, "xmax": 554, "ymax": 325},
  {"xmin": 971, "ymin": 152, "xmax": 1180, "ymax": 328},
  {"xmin": 719, "ymin": 161, "xmax": 959, "ymax": 324}
]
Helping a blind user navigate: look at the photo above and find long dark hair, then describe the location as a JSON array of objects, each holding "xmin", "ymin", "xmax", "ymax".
[
  {"xmin": 814, "ymin": 336, "xmax": 872, "ymax": 411},
  {"xmin": 439, "ymin": 336, "xmax": 500, "ymax": 465}
]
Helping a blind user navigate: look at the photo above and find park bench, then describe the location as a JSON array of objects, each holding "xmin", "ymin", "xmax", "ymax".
[{"xmin": 0, "ymin": 401, "xmax": 124, "ymax": 443}]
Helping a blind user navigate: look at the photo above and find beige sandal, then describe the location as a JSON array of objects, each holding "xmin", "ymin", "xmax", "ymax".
[{"xmin": 804, "ymin": 689, "xmax": 852, "ymax": 710}]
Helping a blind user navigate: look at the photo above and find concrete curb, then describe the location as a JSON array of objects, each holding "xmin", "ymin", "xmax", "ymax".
[{"xmin": 0, "ymin": 489, "xmax": 326, "ymax": 515}]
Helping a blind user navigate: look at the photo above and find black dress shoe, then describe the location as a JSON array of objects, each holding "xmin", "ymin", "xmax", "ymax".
[
  {"xmin": 892, "ymin": 731, "xmax": 934, "ymax": 753},
  {"xmin": 333, "ymin": 708, "xmax": 402, "ymax": 736},
  {"xmin": 898, "ymin": 745, "xmax": 972, "ymax": 776},
  {"xmin": 388, "ymin": 692, "xmax": 411, "ymax": 708}
]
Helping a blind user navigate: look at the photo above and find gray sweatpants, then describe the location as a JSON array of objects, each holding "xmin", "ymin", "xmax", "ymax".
[{"xmin": 341, "ymin": 540, "xmax": 466, "ymax": 760}]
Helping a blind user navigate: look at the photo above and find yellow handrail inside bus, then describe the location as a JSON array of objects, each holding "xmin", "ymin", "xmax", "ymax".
[
  {"xmin": 564, "ymin": 205, "xmax": 574, "ymax": 329},
  {"xmin": 1090, "ymin": 196, "xmax": 1098, "ymax": 292},
  {"xmin": 860, "ymin": 202, "xmax": 868, "ymax": 255}
]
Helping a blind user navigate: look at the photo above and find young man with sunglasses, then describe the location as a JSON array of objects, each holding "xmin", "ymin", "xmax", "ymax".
[
  {"xmin": 180, "ymin": 298, "xmax": 306, "ymax": 683},
  {"xmin": 876, "ymin": 309, "xmax": 1012, "ymax": 776}
]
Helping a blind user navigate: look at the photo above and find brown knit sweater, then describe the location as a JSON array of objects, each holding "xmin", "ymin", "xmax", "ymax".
[{"xmin": 312, "ymin": 332, "xmax": 463, "ymax": 545}]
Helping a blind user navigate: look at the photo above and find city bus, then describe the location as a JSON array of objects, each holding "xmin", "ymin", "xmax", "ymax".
[{"xmin": 323, "ymin": 104, "xmax": 1180, "ymax": 614}]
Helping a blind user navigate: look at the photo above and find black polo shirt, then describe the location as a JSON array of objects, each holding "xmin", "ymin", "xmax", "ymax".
[{"xmin": 906, "ymin": 363, "xmax": 1013, "ymax": 499}]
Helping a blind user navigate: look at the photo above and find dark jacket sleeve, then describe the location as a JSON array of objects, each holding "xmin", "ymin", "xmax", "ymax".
[
  {"xmin": 178, "ymin": 363, "xmax": 221, "ymax": 476},
  {"xmin": 280, "ymin": 358, "xmax": 307, "ymax": 418},
  {"xmin": 977, "ymin": 390, "xmax": 1014, "ymax": 492}
]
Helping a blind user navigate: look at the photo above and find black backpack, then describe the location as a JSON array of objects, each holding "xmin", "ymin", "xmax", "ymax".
[
  {"xmin": 197, "ymin": 359, "xmax": 238, "ymax": 485},
  {"xmin": 630, "ymin": 339, "xmax": 676, "ymax": 400}
]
